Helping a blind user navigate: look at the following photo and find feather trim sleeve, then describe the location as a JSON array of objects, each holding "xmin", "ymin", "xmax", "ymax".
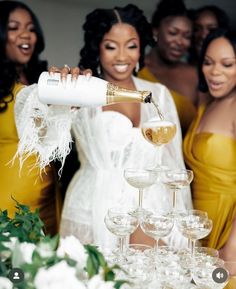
[{"xmin": 14, "ymin": 84, "xmax": 74, "ymax": 174}]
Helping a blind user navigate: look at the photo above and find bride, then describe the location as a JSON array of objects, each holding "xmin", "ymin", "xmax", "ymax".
[{"xmin": 15, "ymin": 4, "xmax": 192, "ymax": 249}]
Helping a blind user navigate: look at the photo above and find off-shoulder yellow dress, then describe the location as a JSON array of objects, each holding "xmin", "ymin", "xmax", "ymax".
[
  {"xmin": 0, "ymin": 83, "xmax": 61, "ymax": 235},
  {"xmin": 184, "ymin": 104, "xmax": 236, "ymax": 250},
  {"xmin": 138, "ymin": 67, "xmax": 196, "ymax": 135}
]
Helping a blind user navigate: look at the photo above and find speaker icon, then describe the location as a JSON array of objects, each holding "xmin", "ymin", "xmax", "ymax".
[{"xmin": 212, "ymin": 267, "xmax": 229, "ymax": 283}]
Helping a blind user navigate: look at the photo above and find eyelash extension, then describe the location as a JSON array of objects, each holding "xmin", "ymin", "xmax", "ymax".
[
  {"xmin": 113, "ymin": 9, "xmax": 122, "ymax": 23},
  {"xmin": 105, "ymin": 46, "xmax": 115, "ymax": 50}
]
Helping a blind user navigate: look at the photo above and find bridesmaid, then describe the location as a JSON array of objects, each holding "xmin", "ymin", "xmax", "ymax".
[
  {"xmin": 0, "ymin": 0, "xmax": 61, "ymax": 235},
  {"xmin": 138, "ymin": 0, "xmax": 198, "ymax": 136},
  {"xmin": 184, "ymin": 29, "xmax": 236, "ymax": 262}
]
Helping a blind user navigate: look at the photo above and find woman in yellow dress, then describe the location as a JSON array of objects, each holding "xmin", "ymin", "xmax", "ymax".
[
  {"xmin": 138, "ymin": 0, "xmax": 198, "ymax": 136},
  {"xmin": 184, "ymin": 29, "xmax": 236, "ymax": 273},
  {"xmin": 0, "ymin": 1, "xmax": 60, "ymax": 235}
]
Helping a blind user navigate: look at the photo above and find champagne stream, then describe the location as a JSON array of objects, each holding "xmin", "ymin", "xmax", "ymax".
[{"xmin": 151, "ymin": 99, "xmax": 164, "ymax": 120}]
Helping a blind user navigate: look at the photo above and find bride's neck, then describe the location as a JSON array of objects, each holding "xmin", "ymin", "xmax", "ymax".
[{"xmin": 103, "ymin": 75, "xmax": 136, "ymax": 90}]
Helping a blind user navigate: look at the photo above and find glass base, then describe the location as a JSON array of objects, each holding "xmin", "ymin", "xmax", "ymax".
[
  {"xmin": 167, "ymin": 210, "xmax": 186, "ymax": 219},
  {"xmin": 129, "ymin": 207, "xmax": 152, "ymax": 220},
  {"xmin": 149, "ymin": 165, "xmax": 169, "ymax": 183}
]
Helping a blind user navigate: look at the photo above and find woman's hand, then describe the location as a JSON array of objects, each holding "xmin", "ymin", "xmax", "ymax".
[{"xmin": 48, "ymin": 65, "xmax": 92, "ymax": 82}]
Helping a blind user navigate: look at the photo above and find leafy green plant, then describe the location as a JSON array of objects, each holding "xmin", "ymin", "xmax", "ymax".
[
  {"xmin": 85, "ymin": 245, "xmax": 127, "ymax": 289},
  {"xmin": 0, "ymin": 200, "xmax": 45, "ymax": 244},
  {"xmin": 0, "ymin": 201, "xmax": 128, "ymax": 289}
]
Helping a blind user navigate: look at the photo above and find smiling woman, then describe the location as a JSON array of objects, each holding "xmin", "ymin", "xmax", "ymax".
[
  {"xmin": 184, "ymin": 29, "xmax": 236, "ymax": 261},
  {"xmin": 48, "ymin": 4, "xmax": 192, "ymax": 249},
  {"xmin": 138, "ymin": 0, "xmax": 198, "ymax": 136},
  {"xmin": 0, "ymin": 0, "xmax": 60, "ymax": 235}
]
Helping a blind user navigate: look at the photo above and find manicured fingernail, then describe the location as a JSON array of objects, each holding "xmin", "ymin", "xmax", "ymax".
[
  {"xmin": 62, "ymin": 78, "xmax": 66, "ymax": 88},
  {"xmin": 72, "ymin": 76, "xmax": 77, "ymax": 87},
  {"xmin": 86, "ymin": 72, "xmax": 92, "ymax": 80}
]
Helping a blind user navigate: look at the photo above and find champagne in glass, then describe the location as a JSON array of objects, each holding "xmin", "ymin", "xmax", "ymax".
[
  {"xmin": 104, "ymin": 207, "xmax": 139, "ymax": 258},
  {"xmin": 177, "ymin": 210, "xmax": 213, "ymax": 258},
  {"xmin": 163, "ymin": 169, "xmax": 193, "ymax": 215},
  {"xmin": 140, "ymin": 213, "xmax": 174, "ymax": 252},
  {"xmin": 141, "ymin": 118, "xmax": 176, "ymax": 168},
  {"xmin": 142, "ymin": 119, "xmax": 176, "ymax": 146},
  {"xmin": 124, "ymin": 168, "xmax": 157, "ymax": 218}
]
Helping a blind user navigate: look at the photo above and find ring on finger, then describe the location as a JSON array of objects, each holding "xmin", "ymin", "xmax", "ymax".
[{"xmin": 64, "ymin": 64, "xmax": 71, "ymax": 73}]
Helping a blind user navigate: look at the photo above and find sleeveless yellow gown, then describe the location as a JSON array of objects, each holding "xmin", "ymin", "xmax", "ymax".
[
  {"xmin": 138, "ymin": 67, "xmax": 196, "ymax": 135},
  {"xmin": 184, "ymin": 104, "xmax": 236, "ymax": 250},
  {"xmin": 0, "ymin": 83, "xmax": 61, "ymax": 235}
]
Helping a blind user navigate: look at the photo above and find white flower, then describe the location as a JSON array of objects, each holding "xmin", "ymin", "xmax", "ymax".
[
  {"xmin": 12, "ymin": 241, "xmax": 36, "ymax": 267},
  {"xmin": 0, "ymin": 237, "xmax": 18, "ymax": 261},
  {"xmin": 57, "ymin": 235, "xmax": 87, "ymax": 269},
  {"xmin": 36, "ymin": 242, "xmax": 54, "ymax": 258},
  {"xmin": 0, "ymin": 277, "xmax": 13, "ymax": 289},
  {"xmin": 87, "ymin": 275, "xmax": 115, "ymax": 289},
  {"xmin": 34, "ymin": 260, "xmax": 86, "ymax": 289},
  {"xmin": 3, "ymin": 237, "xmax": 17, "ymax": 251}
]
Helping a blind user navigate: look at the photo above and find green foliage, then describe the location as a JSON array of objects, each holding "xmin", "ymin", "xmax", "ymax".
[
  {"xmin": 0, "ymin": 200, "xmax": 45, "ymax": 245},
  {"xmin": 85, "ymin": 244, "xmax": 107, "ymax": 278},
  {"xmin": 84, "ymin": 244, "xmax": 128, "ymax": 288},
  {"xmin": 0, "ymin": 201, "xmax": 129, "ymax": 288}
]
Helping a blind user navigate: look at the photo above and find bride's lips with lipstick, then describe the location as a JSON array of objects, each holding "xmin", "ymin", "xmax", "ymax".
[{"xmin": 113, "ymin": 64, "xmax": 129, "ymax": 73}]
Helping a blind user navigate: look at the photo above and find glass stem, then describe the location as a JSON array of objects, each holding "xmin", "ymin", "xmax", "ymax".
[
  {"xmin": 119, "ymin": 236, "xmax": 126, "ymax": 254},
  {"xmin": 190, "ymin": 239, "xmax": 196, "ymax": 258},
  {"xmin": 138, "ymin": 188, "xmax": 143, "ymax": 209},
  {"xmin": 187, "ymin": 238, "xmax": 191, "ymax": 249},
  {"xmin": 156, "ymin": 146, "xmax": 163, "ymax": 167},
  {"xmin": 154, "ymin": 238, "xmax": 160, "ymax": 253},
  {"xmin": 172, "ymin": 189, "xmax": 178, "ymax": 211}
]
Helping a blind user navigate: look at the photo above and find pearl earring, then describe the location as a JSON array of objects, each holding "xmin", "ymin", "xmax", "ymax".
[
  {"xmin": 135, "ymin": 62, "xmax": 140, "ymax": 74},
  {"xmin": 97, "ymin": 65, "xmax": 101, "ymax": 76}
]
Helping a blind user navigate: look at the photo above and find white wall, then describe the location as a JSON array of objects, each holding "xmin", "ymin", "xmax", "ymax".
[{"xmin": 15, "ymin": 0, "xmax": 236, "ymax": 68}]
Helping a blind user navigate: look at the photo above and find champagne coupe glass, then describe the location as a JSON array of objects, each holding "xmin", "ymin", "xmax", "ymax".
[
  {"xmin": 192, "ymin": 258, "xmax": 229, "ymax": 289},
  {"xmin": 124, "ymin": 168, "xmax": 157, "ymax": 218},
  {"xmin": 176, "ymin": 209, "xmax": 213, "ymax": 259},
  {"xmin": 120, "ymin": 244, "xmax": 155, "ymax": 288},
  {"xmin": 141, "ymin": 117, "xmax": 176, "ymax": 169},
  {"xmin": 104, "ymin": 207, "xmax": 139, "ymax": 257},
  {"xmin": 163, "ymin": 169, "xmax": 194, "ymax": 214},
  {"xmin": 140, "ymin": 212, "xmax": 174, "ymax": 252},
  {"xmin": 194, "ymin": 247, "xmax": 219, "ymax": 265}
]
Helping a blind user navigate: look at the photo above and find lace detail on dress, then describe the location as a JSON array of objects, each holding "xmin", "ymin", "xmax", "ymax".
[{"xmin": 60, "ymin": 219, "xmax": 93, "ymax": 244}]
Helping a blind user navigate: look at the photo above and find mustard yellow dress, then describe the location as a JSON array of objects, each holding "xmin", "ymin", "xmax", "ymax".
[
  {"xmin": 0, "ymin": 83, "xmax": 61, "ymax": 235},
  {"xmin": 184, "ymin": 104, "xmax": 236, "ymax": 250},
  {"xmin": 138, "ymin": 67, "xmax": 196, "ymax": 135}
]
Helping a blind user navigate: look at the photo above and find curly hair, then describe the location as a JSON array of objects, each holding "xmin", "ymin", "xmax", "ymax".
[
  {"xmin": 0, "ymin": 0, "xmax": 47, "ymax": 112},
  {"xmin": 151, "ymin": 0, "xmax": 190, "ymax": 28},
  {"xmin": 198, "ymin": 28, "xmax": 236, "ymax": 93},
  {"xmin": 79, "ymin": 4, "xmax": 155, "ymax": 77}
]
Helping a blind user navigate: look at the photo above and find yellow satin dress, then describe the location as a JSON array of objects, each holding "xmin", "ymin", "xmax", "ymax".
[
  {"xmin": 0, "ymin": 83, "xmax": 61, "ymax": 235},
  {"xmin": 184, "ymin": 104, "xmax": 236, "ymax": 250},
  {"xmin": 138, "ymin": 67, "xmax": 196, "ymax": 135}
]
